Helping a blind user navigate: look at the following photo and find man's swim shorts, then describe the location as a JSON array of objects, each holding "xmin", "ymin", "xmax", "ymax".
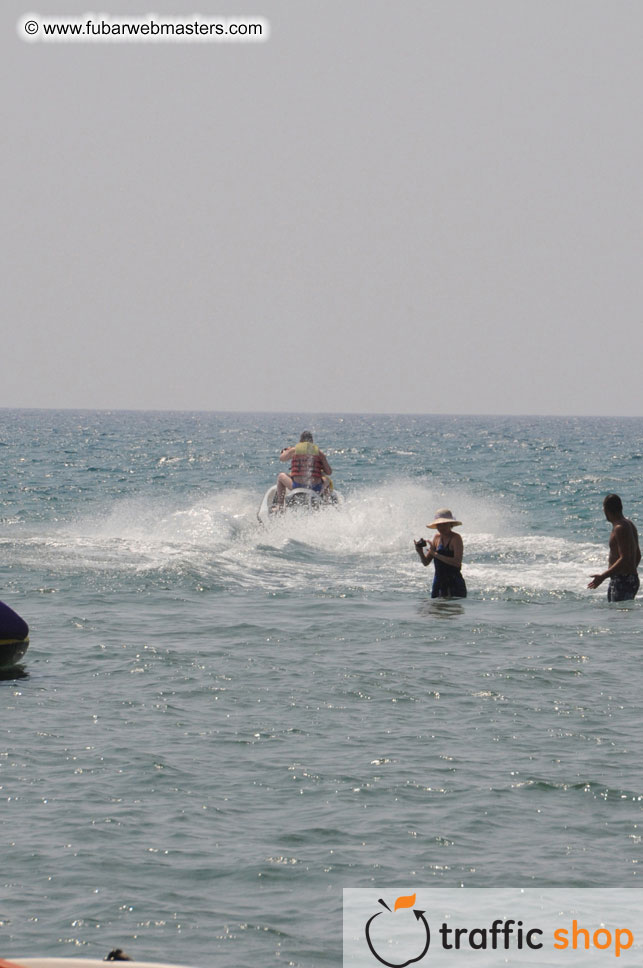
[
  {"xmin": 607, "ymin": 573, "xmax": 640, "ymax": 602},
  {"xmin": 292, "ymin": 480, "xmax": 323, "ymax": 493}
]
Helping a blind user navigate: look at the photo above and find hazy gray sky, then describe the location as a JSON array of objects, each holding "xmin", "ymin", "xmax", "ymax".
[{"xmin": 5, "ymin": 1, "xmax": 643, "ymax": 415}]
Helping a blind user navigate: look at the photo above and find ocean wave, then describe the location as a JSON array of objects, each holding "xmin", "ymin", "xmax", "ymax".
[{"xmin": 0, "ymin": 483, "xmax": 607, "ymax": 599}]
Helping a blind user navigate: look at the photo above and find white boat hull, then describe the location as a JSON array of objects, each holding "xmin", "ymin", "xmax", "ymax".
[{"xmin": 257, "ymin": 484, "xmax": 342, "ymax": 523}]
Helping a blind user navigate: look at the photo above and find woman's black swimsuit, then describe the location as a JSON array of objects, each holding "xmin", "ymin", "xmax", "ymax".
[{"xmin": 431, "ymin": 540, "xmax": 467, "ymax": 599}]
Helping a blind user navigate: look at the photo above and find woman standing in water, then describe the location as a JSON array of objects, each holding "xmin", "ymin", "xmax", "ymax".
[{"xmin": 414, "ymin": 508, "xmax": 467, "ymax": 598}]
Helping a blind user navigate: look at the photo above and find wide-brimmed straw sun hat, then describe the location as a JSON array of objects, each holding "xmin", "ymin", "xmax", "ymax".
[{"xmin": 427, "ymin": 508, "xmax": 462, "ymax": 529}]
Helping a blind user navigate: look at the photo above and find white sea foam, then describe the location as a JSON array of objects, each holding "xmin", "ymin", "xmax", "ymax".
[{"xmin": 5, "ymin": 482, "xmax": 605, "ymax": 597}]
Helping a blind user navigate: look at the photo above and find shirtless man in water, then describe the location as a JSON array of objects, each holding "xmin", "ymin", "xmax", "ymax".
[{"xmin": 588, "ymin": 493, "xmax": 641, "ymax": 601}]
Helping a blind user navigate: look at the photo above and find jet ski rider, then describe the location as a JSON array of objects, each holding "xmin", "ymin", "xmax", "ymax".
[{"xmin": 275, "ymin": 431, "xmax": 332, "ymax": 509}]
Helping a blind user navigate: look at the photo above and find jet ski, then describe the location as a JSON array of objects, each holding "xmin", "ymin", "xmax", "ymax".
[
  {"xmin": 0, "ymin": 600, "xmax": 29, "ymax": 667},
  {"xmin": 257, "ymin": 483, "xmax": 343, "ymax": 524}
]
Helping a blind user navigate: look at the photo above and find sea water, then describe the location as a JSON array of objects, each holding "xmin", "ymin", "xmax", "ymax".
[{"xmin": 1, "ymin": 410, "xmax": 642, "ymax": 966}]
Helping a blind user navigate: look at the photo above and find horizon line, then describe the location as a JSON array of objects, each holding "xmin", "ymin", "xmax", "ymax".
[{"xmin": 1, "ymin": 406, "xmax": 642, "ymax": 420}]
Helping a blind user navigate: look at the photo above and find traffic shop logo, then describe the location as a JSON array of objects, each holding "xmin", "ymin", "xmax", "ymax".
[{"xmin": 365, "ymin": 893, "xmax": 431, "ymax": 968}]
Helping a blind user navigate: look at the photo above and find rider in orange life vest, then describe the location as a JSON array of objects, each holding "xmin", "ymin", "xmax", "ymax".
[{"xmin": 275, "ymin": 431, "xmax": 332, "ymax": 508}]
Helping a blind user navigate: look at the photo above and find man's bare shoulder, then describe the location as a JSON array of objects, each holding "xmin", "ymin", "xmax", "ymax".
[{"xmin": 614, "ymin": 519, "xmax": 638, "ymax": 543}]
